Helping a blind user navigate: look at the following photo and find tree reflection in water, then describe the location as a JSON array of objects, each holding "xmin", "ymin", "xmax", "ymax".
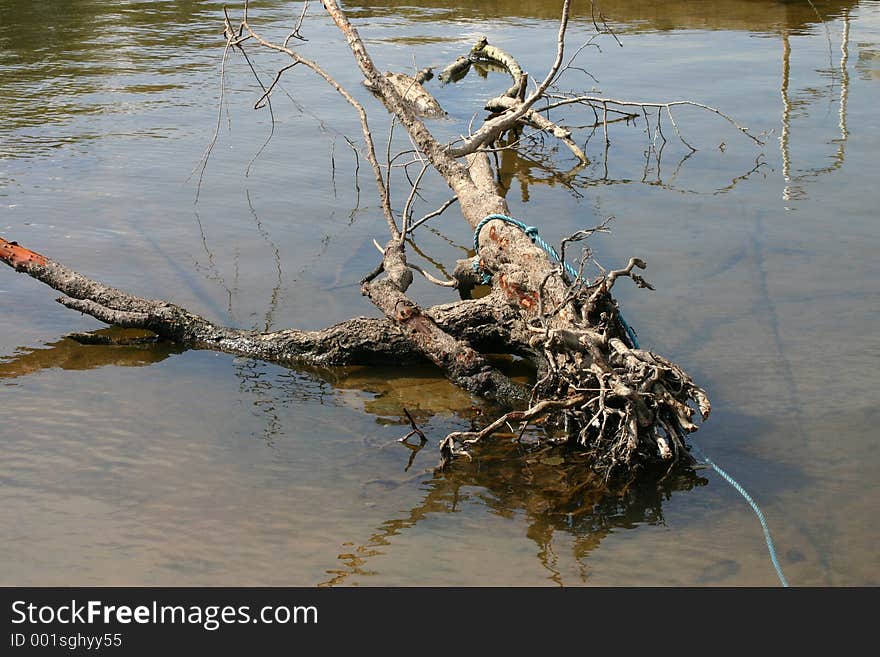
[
  {"xmin": 0, "ymin": 328, "xmax": 182, "ymax": 381},
  {"xmin": 0, "ymin": 332, "xmax": 707, "ymax": 585},
  {"xmin": 227, "ymin": 360, "xmax": 711, "ymax": 586},
  {"xmin": 321, "ymin": 441, "xmax": 707, "ymax": 586}
]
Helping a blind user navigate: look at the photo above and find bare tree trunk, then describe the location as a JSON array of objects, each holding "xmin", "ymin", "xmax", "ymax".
[{"xmin": 1, "ymin": 1, "xmax": 736, "ymax": 478}]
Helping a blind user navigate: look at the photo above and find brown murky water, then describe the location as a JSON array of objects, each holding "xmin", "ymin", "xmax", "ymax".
[{"xmin": 1, "ymin": 0, "xmax": 878, "ymax": 586}]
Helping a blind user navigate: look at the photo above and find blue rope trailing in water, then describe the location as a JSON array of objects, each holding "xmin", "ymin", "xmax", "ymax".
[
  {"xmin": 690, "ymin": 442, "xmax": 790, "ymax": 587},
  {"xmin": 472, "ymin": 213, "xmax": 640, "ymax": 348}
]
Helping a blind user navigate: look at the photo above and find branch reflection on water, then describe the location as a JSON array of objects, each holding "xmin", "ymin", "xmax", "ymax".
[
  {"xmin": 320, "ymin": 444, "xmax": 707, "ymax": 587},
  {"xmin": 492, "ymin": 124, "xmax": 773, "ymax": 200},
  {"xmin": 0, "ymin": 328, "xmax": 182, "ymax": 381},
  {"xmin": 0, "ymin": 332, "xmax": 707, "ymax": 585},
  {"xmin": 779, "ymin": 10, "xmax": 850, "ymax": 202},
  {"xmin": 1, "ymin": 0, "xmax": 863, "ymax": 586}
]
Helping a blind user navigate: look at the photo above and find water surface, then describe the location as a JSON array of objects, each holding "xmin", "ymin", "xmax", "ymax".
[{"xmin": 1, "ymin": 0, "xmax": 878, "ymax": 585}]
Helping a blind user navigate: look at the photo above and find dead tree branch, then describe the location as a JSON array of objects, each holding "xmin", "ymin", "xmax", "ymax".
[
  {"xmin": 0, "ymin": 237, "xmax": 520, "ymax": 377},
  {"xmin": 0, "ymin": 0, "xmax": 756, "ymax": 479}
]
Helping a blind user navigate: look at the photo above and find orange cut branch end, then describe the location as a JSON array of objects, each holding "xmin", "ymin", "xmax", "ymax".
[{"xmin": 0, "ymin": 237, "xmax": 49, "ymax": 268}]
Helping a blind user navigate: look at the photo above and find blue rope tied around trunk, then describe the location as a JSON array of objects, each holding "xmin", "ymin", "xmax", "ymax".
[{"xmin": 472, "ymin": 213, "xmax": 640, "ymax": 348}]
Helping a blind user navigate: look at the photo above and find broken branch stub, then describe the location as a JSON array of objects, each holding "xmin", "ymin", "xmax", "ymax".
[{"xmin": 364, "ymin": 70, "xmax": 446, "ymax": 119}]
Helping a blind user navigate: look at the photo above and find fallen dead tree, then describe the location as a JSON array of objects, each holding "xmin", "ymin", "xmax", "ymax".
[{"xmin": 2, "ymin": 1, "xmax": 766, "ymax": 479}]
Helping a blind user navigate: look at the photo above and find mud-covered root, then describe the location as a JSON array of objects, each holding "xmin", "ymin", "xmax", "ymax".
[
  {"xmin": 438, "ymin": 338, "xmax": 710, "ymax": 478},
  {"xmin": 438, "ymin": 253, "xmax": 712, "ymax": 478},
  {"xmin": 439, "ymin": 339, "xmax": 710, "ymax": 477},
  {"xmin": 576, "ymin": 338, "xmax": 712, "ymax": 476}
]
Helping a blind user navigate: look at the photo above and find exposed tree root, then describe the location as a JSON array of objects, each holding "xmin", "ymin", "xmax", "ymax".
[{"xmin": 440, "ymin": 259, "xmax": 710, "ymax": 478}]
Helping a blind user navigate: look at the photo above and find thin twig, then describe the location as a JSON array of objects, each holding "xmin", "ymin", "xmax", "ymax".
[
  {"xmin": 400, "ymin": 163, "xmax": 429, "ymax": 242},
  {"xmin": 283, "ymin": 1, "xmax": 310, "ymax": 47},
  {"xmin": 408, "ymin": 196, "xmax": 458, "ymax": 232},
  {"xmin": 241, "ymin": 15, "xmax": 400, "ymax": 238},
  {"xmin": 543, "ymin": 95, "xmax": 764, "ymax": 146}
]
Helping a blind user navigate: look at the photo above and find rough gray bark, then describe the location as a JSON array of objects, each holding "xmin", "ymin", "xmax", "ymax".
[
  {"xmin": 0, "ymin": 237, "xmax": 521, "ymax": 373},
  {"xmin": 2, "ymin": 0, "xmax": 717, "ymax": 478}
]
